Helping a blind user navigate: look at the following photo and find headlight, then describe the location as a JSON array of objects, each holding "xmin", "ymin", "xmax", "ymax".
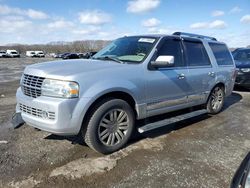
[
  {"xmin": 240, "ymin": 68, "xmax": 250, "ymax": 73},
  {"xmin": 41, "ymin": 79, "xmax": 79, "ymax": 98}
]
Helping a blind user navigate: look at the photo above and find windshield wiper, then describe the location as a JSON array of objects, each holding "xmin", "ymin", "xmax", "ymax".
[{"xmin": 93, "ymin": 56, "xmax": 124, "ymax": 64}]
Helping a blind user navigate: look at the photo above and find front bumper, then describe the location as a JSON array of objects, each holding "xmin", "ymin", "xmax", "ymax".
[
  {"xmin": 235, "ymin": 73, "xmax": 250, "ymax": 88},
  {"xmin": 16, "ymin": 87, "xmax": 82, "ymax": 135}
]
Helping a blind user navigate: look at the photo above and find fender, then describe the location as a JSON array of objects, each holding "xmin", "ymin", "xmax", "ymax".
[
  {"xmin": 71, "ymin": 79, "xmax": 144, "ymax": 133},
  {"xmin": 215, "ymin": 72, "xmax": 232, "ymax": 96},
  {"xmin": 81, "ymin": 79, "xmax": 141, "ymax": 101}
]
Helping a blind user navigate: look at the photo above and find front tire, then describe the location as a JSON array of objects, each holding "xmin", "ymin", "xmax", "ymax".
[
  {"xmin": 207, "ymin": 86, "xmax": 225, "ymax": 114},
  {"xmin": 83, "ymin": 99, "xmax": 135, "ymax": 154}
]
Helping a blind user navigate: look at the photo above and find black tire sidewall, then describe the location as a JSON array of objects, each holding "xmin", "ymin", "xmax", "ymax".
[{"xmin": 86, "ymin": 99, "xmax": 135, "ymax": 154}]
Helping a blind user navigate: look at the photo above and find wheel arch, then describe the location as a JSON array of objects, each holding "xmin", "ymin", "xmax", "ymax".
[
  {"xmin": 206, "ymin": 82, "xmax": 225, "ymax": 103},
  {"xmin": 214, "ymin": 82, "xmax": 225, "ymax": 91},
  {"xmin": 79, "ymin": 91, "xmax": 137, "ymax": 134}
]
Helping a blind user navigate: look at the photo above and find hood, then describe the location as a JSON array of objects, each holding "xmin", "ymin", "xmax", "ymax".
[
  {"xmin": 24, "ymin": 59, "xmax": 124, "ymax": 78},
  {"xmin": 235, "ymin": 60, "xmax": 250, "ymax": 68}
]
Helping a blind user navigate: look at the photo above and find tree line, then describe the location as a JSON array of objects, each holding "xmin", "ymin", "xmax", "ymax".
[{"xmin": 0, "ymin": 40, "xmax": 111, "ymax": 54}]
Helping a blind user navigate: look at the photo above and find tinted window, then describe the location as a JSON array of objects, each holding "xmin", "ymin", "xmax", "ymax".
[
  {"xmin": 233, "ymin": 49, "xmax": 250, "ymax": 61},
  {"xmin": 209, "ymin": 43, "xmax": 234, "ymax": 65},
  {"xmin": 183, "ymin": 40, "xmax": 211, "ymax": 66},
  {"xmin": 157, "ymin": 39, "xmax": 185, "ymax": 67}
]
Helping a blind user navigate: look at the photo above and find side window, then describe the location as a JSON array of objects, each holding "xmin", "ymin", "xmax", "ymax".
[
  {"xmin": 209, "ymin": 43, "xmax": 234, "ymax": 66},
  {"xmin": 157, "ymin": 39, "xmax": 185, "ymax": 67},
  {"xmin": 183, "ymin": 40, "xmax": 211, "ymax": 66}
]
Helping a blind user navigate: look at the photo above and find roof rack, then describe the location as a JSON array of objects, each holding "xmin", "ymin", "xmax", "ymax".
[{"xmin": 173, "ymin": 32, "xmax": 217, "ymax": 41}]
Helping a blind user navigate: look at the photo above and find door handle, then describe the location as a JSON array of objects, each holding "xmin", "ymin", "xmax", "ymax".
[
  {"xmin": 208, "ymin": 72, "xmax": 215, "ymax": 77},
  {"xmin": 178, "ymin": 73, "xmax": 185, "ymax": 80}
]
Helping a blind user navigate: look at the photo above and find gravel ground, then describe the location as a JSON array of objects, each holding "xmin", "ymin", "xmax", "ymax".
[{"xmin": 0, "ymin": 58, "xmax": 249, "ymax": 188}]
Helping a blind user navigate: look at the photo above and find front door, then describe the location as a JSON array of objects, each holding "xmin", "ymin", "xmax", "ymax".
[{"xmin": 145, "ymin": 37, "xmax": 191, "ymax": 116}]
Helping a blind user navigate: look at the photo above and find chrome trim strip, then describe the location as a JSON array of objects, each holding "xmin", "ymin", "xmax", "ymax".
[
  {"xmin": 187, "ymin": 65, "xmax": 212, "ymax": 69},
  {"xmin": 147, "ymin": 96, "xmax": 187, "ymax": 111}
]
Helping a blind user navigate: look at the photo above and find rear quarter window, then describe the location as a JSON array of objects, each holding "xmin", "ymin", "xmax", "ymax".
[{"xmin": 209, "ymin": 43, "xmax": 234, "ymax": 66}]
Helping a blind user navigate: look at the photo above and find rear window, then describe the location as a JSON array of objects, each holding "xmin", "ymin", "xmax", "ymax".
[
  {"xmin": 183, "ymin": 40, "xmax": 211, "ymax": 67},
  {"xmin": 209, "ymin": 43, "xmax": 234, "ymax": 66}
]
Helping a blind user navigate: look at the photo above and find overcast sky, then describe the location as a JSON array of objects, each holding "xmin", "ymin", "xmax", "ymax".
[{"xmin": 0, "ymin": 0, "xmax": 250, "ymax": 47}]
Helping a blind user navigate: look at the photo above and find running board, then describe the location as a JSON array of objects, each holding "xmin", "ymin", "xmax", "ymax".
[{"xmin": 138, "ymin": 109, "xmax": 207, "ymax": 133}]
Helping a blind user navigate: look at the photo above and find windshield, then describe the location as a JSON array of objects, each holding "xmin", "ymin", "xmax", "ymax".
[
  {"xmin": 92, "ymin": 36, "xmax": 158, "ymax": 63},
  {"xmin": 234, "ymin": 49, "xmax": 250, "ymax": 61}
]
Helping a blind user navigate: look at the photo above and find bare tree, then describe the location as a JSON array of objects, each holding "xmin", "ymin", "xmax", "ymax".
[{"xmin": 0, "ymin": 40, "xmax": 111, "ymax": 55}]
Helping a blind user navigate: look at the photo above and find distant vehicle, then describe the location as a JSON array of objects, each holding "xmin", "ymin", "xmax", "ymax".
[
  {"xmin": 6, "ymin": 50, "xmax": 20, "ymax": 58},
  {"xmin": 54, "ymin": 52, "xmax": 70, "ymax": 58},
  {"xmin": 232, "ymin": 48, "xmax": 250, "ymax": 88},
  {"xmin": 14, "ymin": 32, "xmax": 236, "ymax": 154},
  {"xmin": 35, "ymin": 51, "xmax": 45, "ymax": 58},
  {"xmin": 83, "ymin": 51, "xmax": 97, "ymax": 59},
  {"xmin": 62, "ymin": 53, "xmax": 79, "ymax": 59},
  {"xmin": 77, "ymin": 53, "xmax": 85, "ymax": 58},
  {"xmin": 0, "ymin": 50, "xmax": 7, "ymax": 58},
  {"xmin": 54, "ymin": 53, "xmax": 62, "ymax": 58},
  {"xmin": 49, "ymin": 53, "xmax": 56, "ymax": 58},
  {"xmin": 26, "ymin": 51, "xmax": 36, "ymax": 57},
  {"xmin": 60, "ymin": 53, "xmax": 71, "ymax": 58}
]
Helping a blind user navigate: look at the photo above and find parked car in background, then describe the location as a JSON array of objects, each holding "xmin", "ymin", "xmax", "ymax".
[
  {"xmin": 49, "ymin": 53, "xmax": 56, "ymax": 58},
  {"xmin": 14, "ymin": 32, "xmax": 236, "ymax": 154},
  {"xmin": 77, "ymin": 53, "xmax": 85, "ymax": 58},
  {"xmin": 62, "ymin": 53, "xmax": 79, "ymax": 59},
  {"xmin": 232, "ymin": 48, "xmax": 250, "ymax": 88},
  {"xmin": 6, "ymin": 49, "xmax": 20, "ymax": 58},
  {"xmin": 83, "ymin": 51, "xmax": 97, "ymax": 59},
  {"xmin": 0, "ymin": 50, "xmax": 7, "ymax": 58},
  {"xmin": 54, "ymin": 53, "xmax": 62, "ymax": 58},
  {"xmin": 35, "ymin": 51, "xmax": 45, "ymax": 58},
  {"xmin": 60, "ymin": 52, "xmax": 70, "ymax": 58},
  {"xmin": 26, "ymin": 51, "xmax": 36, "ymax": 57}
]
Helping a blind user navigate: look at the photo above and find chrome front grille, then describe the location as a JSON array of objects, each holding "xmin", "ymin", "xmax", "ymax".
[
  {"xmin": 19, "ymin": 103, "xmax": 55, "ymax": 120},
  {"xmin": 21, "ymin": 74, "xmax": 45, "ymax": 98}
]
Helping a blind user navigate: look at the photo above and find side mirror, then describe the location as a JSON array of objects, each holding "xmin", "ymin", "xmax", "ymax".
[
  {"xmin": 151, "ymin": 55, "xmax": 174, "ymax": 68},
  {"xmin": 231, "ymin": 152, "xmax": 250, "ymax": 188}
]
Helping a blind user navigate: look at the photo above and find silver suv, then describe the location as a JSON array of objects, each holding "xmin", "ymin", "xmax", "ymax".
[{"xmin": 14, "ymin": 32, "xmax": 236, "ymax": 154}]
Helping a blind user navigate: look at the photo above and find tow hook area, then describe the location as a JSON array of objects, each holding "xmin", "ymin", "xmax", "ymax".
[{"xmin": 12, "ymin": 112, "xmax": 25, "ymax": 129}]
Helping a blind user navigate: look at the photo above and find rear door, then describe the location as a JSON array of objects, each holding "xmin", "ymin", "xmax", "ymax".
[{"xmin": 182, "ymin": 38, "xmax": 216, "ymax": 105}]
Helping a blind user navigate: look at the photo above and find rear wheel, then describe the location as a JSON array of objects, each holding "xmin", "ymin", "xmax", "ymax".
[
  {"xmin": 207, "ymin": 86, "xmax": 225, "ymax": 114},
  {"xmin": 83, "ymin": 99, "xmax": 135, "ymax": 154}
]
